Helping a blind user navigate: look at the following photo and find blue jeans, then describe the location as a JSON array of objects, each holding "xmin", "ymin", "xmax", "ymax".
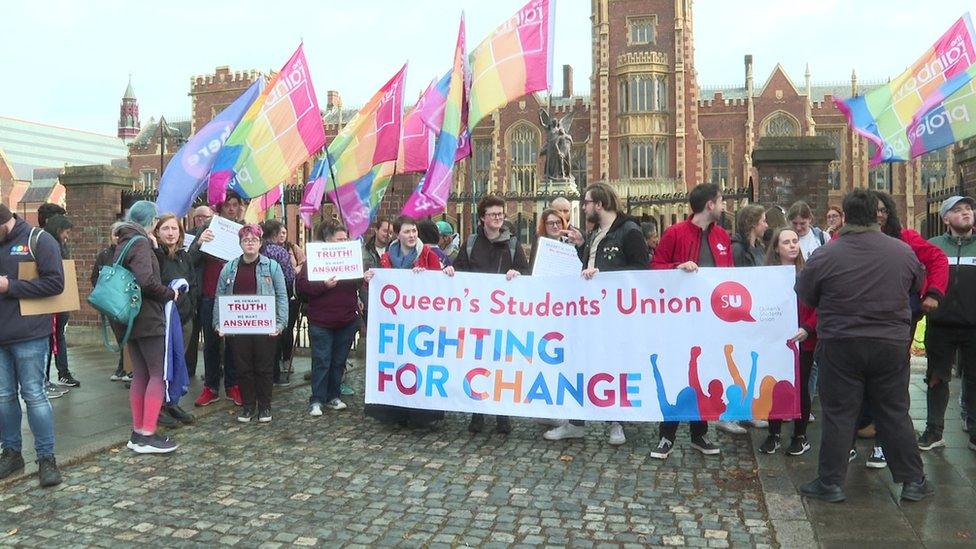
[
  {"xmin": 309, "ymin": 321, "xmax": 357, "ymax": 405},
  {"xmin": 0, "ymin": 337, "xmax": 55, "ymax": 457},
  {"xmin": 200, "ymin": 296, "xmax": 236, "ymax": 391}
]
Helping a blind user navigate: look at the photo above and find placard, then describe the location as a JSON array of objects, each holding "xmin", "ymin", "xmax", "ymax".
[
  {"xmin": 200, "ymin": 217, "xmax": 244, "ymax": 262},
  {"xmin": 217, "ymin": 295, "xmax": 276, "ymax": 335},
  {"xmin": 306, "ymin": 241, "xmax": 364, "ymax": 281},
  {"xmin": 366, "ymin": 267, "xmax": 800, "ymax": 422},
  {"xmin": 531, "ymin": 238, "xmax": 583, "ymax": 277},
  {"xmin": 18, "ymin": 259, "xmax": 80, "ymax": 315},
  {"xmin": 182, "ymin": 233, "xmax": 195, "ymax": 251}
]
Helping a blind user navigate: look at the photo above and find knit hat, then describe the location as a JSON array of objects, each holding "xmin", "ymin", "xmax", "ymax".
[
  {"xmin": 436, "ymin": 220, "xmax": 454, "ymax": 236},
  {"xmin": 126, "ymin": 200, "xmax": 158, "ymax": 229},
  {"xmin": 0, "ymin": 204, "xmax": 11, "ymax": 225}
]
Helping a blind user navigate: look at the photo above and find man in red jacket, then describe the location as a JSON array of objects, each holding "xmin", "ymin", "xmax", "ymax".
[{"xmin": 650, "ymin": 183, "xmax": 732, "ymax": 459}]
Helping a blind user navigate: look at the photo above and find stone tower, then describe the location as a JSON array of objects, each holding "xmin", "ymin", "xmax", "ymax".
[{"xmin": 118, "ymin": 75, "xmax": 140, "ymax": 143}]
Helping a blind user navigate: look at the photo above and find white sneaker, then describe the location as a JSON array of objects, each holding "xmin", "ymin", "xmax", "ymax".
[
  {"xmin": 534, "ymin": 418, "xmax": 566, "ymax": 428},
  {"xmin": 714, "ymin": 420, "xmax": 747, "ymax": 435},
  {"xmin": 746, "ymin": 419, "xmax": 768, "ymax": 428},
  {"xmin": 326, "ymin": 399, "xmax": 347, "ymax": 411},
  {"xmin": 608, "ymin": 422, "xmax": 626, "ymax": 445},
  {"xmin": 808, "ymin": 413, "xmax": 816, "ymax": 422},
  {"xmin": 309, "ymin": 403, "xmax": 323, "ymax": 417},
  {"xmin": 543, "ymin": 423, "xmax": 586, "ymax": 441}
]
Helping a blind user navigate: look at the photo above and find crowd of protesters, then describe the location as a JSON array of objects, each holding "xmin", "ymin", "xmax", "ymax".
[{"xmin": 2, "ymin": 180, "xmax": 972, "ymax": 507}]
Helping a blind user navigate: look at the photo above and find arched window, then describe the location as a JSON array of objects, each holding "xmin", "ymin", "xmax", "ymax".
[
  {"xmin": 763, "ymin": 113, "xmax": 800, "ymax": 137},
  {"xmin": 655, "ymin": 141, "xmax": 668, "ymax": 178},
  {"xmin": 655, "ymin": 75, "xmax": 667, "ymax": 111},
  {"xmin": 508, "ymin": 124, "xmax": 538, "ymax": 193}
]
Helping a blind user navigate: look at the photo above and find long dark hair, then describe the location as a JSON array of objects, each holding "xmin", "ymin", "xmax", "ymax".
[{"xmin": 876, "ymin": 191, "xmax": 901, "ymax": 237}]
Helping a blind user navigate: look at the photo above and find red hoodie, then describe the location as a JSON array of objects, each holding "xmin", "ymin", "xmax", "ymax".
[
  {"xmin": 651, "ymin": 219, "xmax": 734, "ymax": 269},
  {"xmin": 899, "ymin": 228, "xmax": 948, "ymax": 301}
]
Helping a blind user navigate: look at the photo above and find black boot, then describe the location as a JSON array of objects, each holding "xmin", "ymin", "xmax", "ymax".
[
  {"xmin": 901, "ymin": 477, "xmax": 935, "ymax": 502},
  {"xmin": 495, "ymin": 416, "xmax": 512, "ymax": 434},
  {"xmin": 37, "ymin": 456, "xmax": 62, "ymax": 488},
  {"xmin": 0, "ymin": 448, "xmax": 25, "ymax": 479},
  {"xmin": 799, "ymin": 478, "xmax": 846, "ymax": 503},
  {"xmin": 166, "ymin": 405, "xmax": 196, "ymax": 425},
  {"xmin": 468, "ymin": 414, "xmax": 485, "ymax": 433}
]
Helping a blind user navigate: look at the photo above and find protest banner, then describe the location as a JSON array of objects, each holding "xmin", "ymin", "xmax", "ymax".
[
  {"xmin": 217, "ymin": 295, "xmax": 277, "ymax": 335},
  {"xmin": 366, "ymin": 267, "xmax": 799, "ymax": 422},
  {"xmin": 306, "ymin": 241, "xmax": 364, "ymax": 281},
  {"xmin": 530, "ymin": 238, "xmax": 583, "ymax": 277},
  {"xmin": 200, "ymin": 216, "xmax": 244, "ymax": 262}
]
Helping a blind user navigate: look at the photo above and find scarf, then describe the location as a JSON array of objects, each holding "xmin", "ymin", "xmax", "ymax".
[{"xmin": 387, "ymin": 240, "xmax": 420, "ymax": 269}]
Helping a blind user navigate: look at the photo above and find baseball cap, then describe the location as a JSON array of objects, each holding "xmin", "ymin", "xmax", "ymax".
[
  {"xmin": 939, "ymin": 195, "xmax": 976, "ymax": 218},
  {"xmin": 436, "ymin": 220, "xmax": 454, "ymax": 236}
]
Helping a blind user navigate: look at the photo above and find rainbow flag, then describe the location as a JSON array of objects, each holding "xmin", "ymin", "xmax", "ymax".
[
  {"xmin": 328, "ymin": 162, "xmax": 396, "ymax": 239},
  {"xmin": 299, "ymin": 65, "xmax": 407, "ymax": 231},
  {"xmin": 905, "ymin": 64, "xmax": 976, "ymax": 158},
  {"xmin": 243, "ymin": 184, "xmax": 284, "ymax": 224},
  {"xmin": 836, "ymin": 14, "xmax": 976, "ymax": 164},
  {"xmin": 467, "ymin": 0, "xmax": 554, "ymax": 130},
  {"xmin": 397, "ymin": 81, "xmax": 438, "ymax": 174},
  {"xmin": 208, "ymin": 44, "xmax": 326, "ymax": 204},
  {"xmin": 402, "ymin": 17, "xmax": 467, "ymax": 218}
]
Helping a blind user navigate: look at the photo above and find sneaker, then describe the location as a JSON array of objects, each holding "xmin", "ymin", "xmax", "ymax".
[
  {"xmin": 808, "ymin": 413, "xmax": 816, "ymax": 422},
  {"xmin": 543, "ymin": 422, "xmax": 586, "ymax": 441},
  {"xmin": 0, "ymin": 448, "xmax": 25, "ymax": 479},
  {"xmin": 36, "ymin": 456, "xmax": 62, "ymax": 488},
  {"xmin": 166, "ymin": 405, "xmax": 195, "ymax": 425},
  {"xmin": 799, "ymin": 478, "xmax": 846, "ymax": 503},
  {"xmin": 273, "ymin": 378, "xmax": 291, "ymax": 387},
  {"xmin": 237, "ymin": 406, "xmax": 255, "ymax": 423},
  {"xmin": 44, "ymin": 382, "xmax": 64, "ymax": 400},
  {"xmin": 714, "ymin": 420, "xmax": 747, "ymax": 435},
  {"xmin": 866, "ymin": 445, "xmax": 887, "ymax": 469},
  {"xmin": 746, "ymin": 419, "xmax": 769, "ymax": 428},
  {"xmin": 110, "ymin": 369, "xmax": 126, "ymax": 381},
  {"xmin": 340, "ymin": 383, "xmax": 355, "ymax": 396},
  {"xmin": 650, "ymin": 437, "xmax": 674, "ymax": 459},
  {"xmin": 901, "ymin": 477, "xmax": 935, "ymax": 502},
  {"xmin": 120, "ymin": 372, "xmax": 133, "ymax": 382},
  {"xmin": 55, "ymin": 374, "xmax": 80, "ymax": 388},
  {"xmin": 194, "ymin": 387, "xmax": 220, "ymax": 407},
  {"xmin": 608, "ymin": 422, "xmax": 626, "ymax": 445},
  {"xmin": 849, "ymin": 448, "xmax": 858, "ymax": 463},
  {"xmin": 156, "ymin": 413, "xmax": 179, "ymax": 429},
  {"xmin": 917, "ymin": 429, "xmax": 946, "ymax": 451},
  {"xmin": 133, "ymin": 433, "xmax": 178, "ymax": 454},
  {"xmin": 126, "ymin": 431, "xmax": 147, "ymax": 452},
  {"xmin": 258, "ymin": 408, "xmax": 272, "ymax": 423},
  {"xmin": 691, "ymin": 435, "xmax": 721, "ymax": 455},
  {"xmin": 227, "ymin": 385, "xmax": 244, "ymax": 407},
  {"xmin": 758, "ymin": 434, "xmax": 781, "ymax": 454},
  {"xmin": 786, "ymin": 436, "xmax": 811, "ymax": 456},
  {"xmin": 309, "ymin": 402, "xmax": 323, "ymax": 417},
  {"xmin": 468, "ymin": 414, "xmax": 485, "ymax": 433},
  {"xmin": 326, "ymin": 398, "xmax": 347, "ymax": 410},
  {"xmin": 495, "ymin": 416, "xmax": 512, "ymax": 434}
]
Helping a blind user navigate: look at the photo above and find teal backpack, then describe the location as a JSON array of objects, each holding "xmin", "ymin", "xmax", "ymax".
[{"xmin": 87, "ymin": 235, "xmax": 145, "ymax": 352}]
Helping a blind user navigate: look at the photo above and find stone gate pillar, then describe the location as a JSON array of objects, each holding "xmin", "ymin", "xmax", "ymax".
[
  {"xmin": 60, "ymin": 165, "xmax": 135, "ymax": 339},
  {"xmin": 752, "ymin": 136, "xmax": 835, "ymax": 222}
]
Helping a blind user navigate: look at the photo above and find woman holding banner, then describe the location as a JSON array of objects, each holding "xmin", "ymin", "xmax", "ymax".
[
  {"xmin": 758, "ymin": 227, "xmax": 816, "ymax": 456},
  {"xmin": 296, "ymin": 221, "xmax": 361, "ymax": 416},
  {"xmin": 214, "ymin": 224, "xmax": 288, "ymax": 424},
  {"xmin": 363, "ymin": 215, "xmax": 444, "ymax": 429},
  {"xmin": 529, "ymin": 208, "xmax": 567, "ymax": 270}
]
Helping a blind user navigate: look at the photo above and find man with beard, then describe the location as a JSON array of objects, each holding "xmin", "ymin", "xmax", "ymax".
[
  {"xmin": 918, "ymin": 196, "xmax": 976, "ymax": 452},
  {"xmin": 547, "ymin": 182, "xmax": 649, "ymax": 445},
  {"xmin": 650, "ymin": 182, "xmax": 732, "ymax": 459}
]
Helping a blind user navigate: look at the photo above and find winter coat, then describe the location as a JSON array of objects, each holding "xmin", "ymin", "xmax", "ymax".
[
  {"xmin": 453, "ymin": 227, "xmax": 528, "ymax": 275},
  {"xmin": 731, "ymin": 234, "xmax": 765, "ymax": 267},
  {"xmin": 652, "ymin": 219, "xmax": 734, "ymax": 269},
  {"xmin": 578, "ymin": 214, "xmax": 649, "ymax": 272},
  {"xmin": 927, "ymin": 231, "xmax": 976, "ymax": 327},
  {"xmin": 0, "ymin": 217, "xmax": 64, "ymax": 345},
  {"xmin": 155, "ymin": 246, "xmax": 197, "ymax": 328},
  {"xmin": 112, "ymin": 223, "xmax": 176, "ymax": 340},
  {"xmin": 380, "ymin": 242, "xmax": 443, "ymax": 271}
]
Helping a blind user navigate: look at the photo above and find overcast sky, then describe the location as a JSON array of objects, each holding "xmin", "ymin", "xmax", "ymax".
[{"xmin": 0, "ymin": 0, "xmax": 971, "ymax": 136}]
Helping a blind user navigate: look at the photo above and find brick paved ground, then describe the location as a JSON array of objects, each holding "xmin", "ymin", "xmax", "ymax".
[{"xmin": 0, "ymin": 372, "xmax": 777, "ymax": 548}]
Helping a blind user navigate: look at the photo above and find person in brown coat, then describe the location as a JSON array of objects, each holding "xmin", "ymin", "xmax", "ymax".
[{"xmin": 113, "ymin": 201, "xmax": 179, "ymax": 454}]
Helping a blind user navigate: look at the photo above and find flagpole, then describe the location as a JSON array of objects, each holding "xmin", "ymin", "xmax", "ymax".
[{"xmin": 324, "ymin": 149, "xmax": 346, "ymax": 226}]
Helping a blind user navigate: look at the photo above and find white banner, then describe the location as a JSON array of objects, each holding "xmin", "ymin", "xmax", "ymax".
[
  {"xmin": 200, "ymin": 216, "xmax": 244, "ymax": 262},
  {"xmin": 530, "ymin": 238, "xmax": 583, "ymax": 277},
  {"xmin": 306, "ymin": 241, "xmax": 364, "ymax": 281},
  {"xmin": 366, "ymin": 267, "xmax": 800, "ymax": 422},
  {"xmin": 217, "ymin": 295, "xmax": 277, "ymax": 335}
]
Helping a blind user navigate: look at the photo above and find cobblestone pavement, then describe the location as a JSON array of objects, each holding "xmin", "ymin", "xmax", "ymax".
[{"xmin": 0, "ymin": 374, "xmax": 777, "ymax": 548}]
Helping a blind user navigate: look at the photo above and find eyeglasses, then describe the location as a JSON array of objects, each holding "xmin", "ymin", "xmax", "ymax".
[
  {"xmin": 484, "ymin": 212, "xmax": 505, "ymax": 219},
  {"xmin": 241, "ymin": 238, "xmax": 261, "ymax": 245},
  {"xmin": 582, "ymin": 199, "xmax": 594, "ymax": 205},
  {"xmin": 877, "ymin": 208, "xmax": 889, "ymax": 215},
  {"xmin": 545, "ymin": 221, "xmax": 563, "ymax": 228}
]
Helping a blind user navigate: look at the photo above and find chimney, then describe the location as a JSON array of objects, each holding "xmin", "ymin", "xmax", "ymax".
[
  {"xmin": 327, "ymin": 90, "xmax": 342, "ymax": 109},
  {"xmin": 562, "ymin": 64, "xmax": 573, "ymax": 98}
]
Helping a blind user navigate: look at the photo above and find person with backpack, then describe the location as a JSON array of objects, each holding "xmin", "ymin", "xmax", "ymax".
[
  {"xmin": 787, "ymin": 201, "xmax": 829, "ymax": 260},
  {"xmin": 0, "ymin": 203, "xmax": 65, "ymax": 487},
  {"xmin": 545, "ymin": 183, "xmax": 649, "ymax": 445},
  {"xmin": 444, "ymin": 196, "xmax": 529, "ymax": 435},
  {"xmin": 113, "ymin": 201, "xmax": 180, "ymax": 454}
]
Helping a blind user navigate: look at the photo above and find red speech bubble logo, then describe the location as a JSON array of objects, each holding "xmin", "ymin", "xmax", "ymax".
[{"xmin": 710, "ymin": 281, "xmax": 756, "ymax": 322}]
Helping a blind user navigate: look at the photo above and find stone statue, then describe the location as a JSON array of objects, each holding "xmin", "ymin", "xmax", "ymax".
[{"xmin": 540, "ymin": 107, "xmax": 574, "ymax": 181}]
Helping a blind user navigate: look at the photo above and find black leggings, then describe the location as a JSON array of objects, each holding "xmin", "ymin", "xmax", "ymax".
[{"xmin": 769, "ymin": 349, "xmax": 814, "ymax": 437}]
